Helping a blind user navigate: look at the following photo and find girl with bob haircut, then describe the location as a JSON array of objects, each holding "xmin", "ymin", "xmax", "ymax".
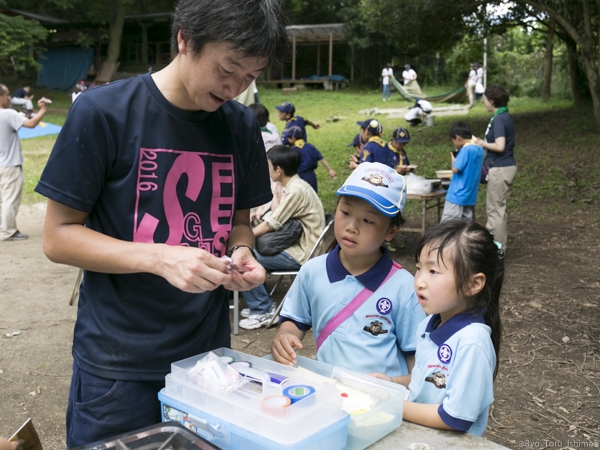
[{"xmin": 374, "ymin": 220, "xmax": 504, "ymax": 436}]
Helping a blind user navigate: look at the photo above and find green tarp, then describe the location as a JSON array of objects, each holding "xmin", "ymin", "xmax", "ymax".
[{"xmin": 391, "ymin": 77, "xmax": 468, "ymax": 104}]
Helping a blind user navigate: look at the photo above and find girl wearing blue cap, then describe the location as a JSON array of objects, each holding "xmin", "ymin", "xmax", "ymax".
[{"xmin": 272, "ymin": 162, "xmax": 424, "ymax": 380}]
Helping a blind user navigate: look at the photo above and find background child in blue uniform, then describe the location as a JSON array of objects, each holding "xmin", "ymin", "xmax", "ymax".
[
  {"xmin": 347, "ymin": 133, "xmax": 364, "ymax": 169},
  {"xmin": 276, "ymin": 102, "xmax": 320, "ymax": 145},
  {"xmin": 388, "ymin": 127, "xmax": 413, "ymax": 174},
  {"xmin": 378, "ymin": 220, "xmax": 504, "ymax": 436},
  {"xmin": 287, "ymin": 125, "xmax": 336, "ymax": 193},
  {"xmin": 271, "ymin": 162, "xmax": 424, "ymax": 380},
  {"xmin": 440, "ymin": 122, "xmax": 484, "ymax": 222},
  {"xmin": 355, "ymin": 119, "xmax": 399, "ymax": 170}
]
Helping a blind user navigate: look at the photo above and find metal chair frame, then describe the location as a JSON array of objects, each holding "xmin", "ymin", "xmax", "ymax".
[{"xmin": 231, "ymin": 217, "xmax": 335, "ymax": 333}]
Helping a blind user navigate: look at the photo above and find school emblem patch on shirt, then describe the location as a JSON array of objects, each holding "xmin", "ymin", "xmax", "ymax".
[
  {"xmin": 438, "ymin": 344, "xmax": 452, "ymax": 363},
  {"xmin": 376, "ymin": 298, "xmax": 392, "ymax": 315}
]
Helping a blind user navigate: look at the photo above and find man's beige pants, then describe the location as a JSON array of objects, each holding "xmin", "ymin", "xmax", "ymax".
[
  {"xmin": 485, "ymin": 165, "xmax": 517, "ymax": 249},
  {"xmin": 0, "ymin": 165, "xmax": 24, "ymax": 240}
]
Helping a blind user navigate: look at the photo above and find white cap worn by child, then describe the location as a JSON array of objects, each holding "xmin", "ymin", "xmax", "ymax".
[{"xmin": 336, "ymin": 162, "xmax": 407, "ymax": 217}]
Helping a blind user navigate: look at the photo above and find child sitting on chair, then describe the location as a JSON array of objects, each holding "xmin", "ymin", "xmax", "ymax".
[{"xmin": 271, "ymin": 162, "xmax": 425, "ymax": 381}]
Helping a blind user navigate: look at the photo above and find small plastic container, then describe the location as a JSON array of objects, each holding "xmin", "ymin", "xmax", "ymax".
[
  {"xmin": 265, "ymin": 355, "xmax": 406, "ymax": 450},
  {"xmin": 435, "ymin": 169, "xmax": 453, "ymax": 180},
  {"xmin": 161, "ymin": 348, "xmax": 349, "ymax": 450}
]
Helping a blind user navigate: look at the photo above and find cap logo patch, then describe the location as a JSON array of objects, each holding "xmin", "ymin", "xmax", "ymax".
[{"xmin": 361, "ymin": 174, "xmax": 388, "ymax": 188}]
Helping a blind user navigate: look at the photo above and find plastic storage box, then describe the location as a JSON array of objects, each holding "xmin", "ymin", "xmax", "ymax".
[
  {"xmin": 160, "ymin": 348, "xmax": 350, "ymax": 450},
  {"xmin": 265, "ymin": 355, "xmax": 406, "ymax": 450}
]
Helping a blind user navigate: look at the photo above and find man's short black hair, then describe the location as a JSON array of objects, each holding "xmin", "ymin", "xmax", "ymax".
[
  {"xmin": 248, "ymin": 103, "xmax": 269, "ymax": 127},
  {"xmin": 171, "ymin": 0, "xmax": 289, "ymax": 68},
  {"xmin": 267, "ymin": 145, "xmax": 300, "ymax": 176},
  {"xmin": 449, "ymin": 121, "xmax": 472, "ymax": 140}
]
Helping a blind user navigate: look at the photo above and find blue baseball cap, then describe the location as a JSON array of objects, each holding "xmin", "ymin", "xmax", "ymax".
[
  {"xmin": 347, "ymin": 133, "xmax": 363, "ymax": 147},
  {"xmin": 392, "ymin": 127, "xmax": 411, "ymax": 143},
  {"xmin": 336, "ymin": 162, "xmax": 407, "ymax": 217},
  {"xmin": 356, "ymin": 118, "xmax": 383, "ymax": 136},
  {"xmin": 287, "ymin": 125, "xmax": 303, "ymax": 139},
  {"xmin": 275, "ymin": 102, "xmax": 295, "ymax": 114}
]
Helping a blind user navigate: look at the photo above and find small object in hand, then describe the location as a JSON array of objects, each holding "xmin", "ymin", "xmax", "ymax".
[
  {"xmin": 221, "ymin": 256, "xmax": 249, "ymax": 274},
  {"xmin": 41, "ymin": 98, "xmax": 52, "ymax": 104}
]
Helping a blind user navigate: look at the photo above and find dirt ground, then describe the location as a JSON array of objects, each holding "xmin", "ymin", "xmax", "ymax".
[{"xmin": 1, "ymin": 200, "xmax": 599, "ymax": 449}]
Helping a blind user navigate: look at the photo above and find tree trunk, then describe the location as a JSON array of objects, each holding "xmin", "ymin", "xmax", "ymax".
[
  {"xmin": 564, "ymin": 35, "xmax": 588, "ymax": 107},
  {"xmin": 541, "ymin": 19, "xmax": 555, "ymax": 101},
  {"xmin": 581, "ymin": 54, "xmax": 600, "ymax": 131},
  {"xmin": 95, "ymin": 1, "xmax": 127, "ymax": 83},
  {"xmin": 512, "ymin": 0, "xmax": 600, "ymax": 130}
]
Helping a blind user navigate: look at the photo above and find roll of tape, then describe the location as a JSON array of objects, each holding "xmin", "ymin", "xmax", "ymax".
[
  {"xmin": 261, "ymin": 395, "xmax": 291, "ymax": 411},
  {"xmin": 229, "ymin": 361, "xmax": 252, "ymax": 371},
  {"xmin": 283, "ymin": 385, "xmax": 316, "ymax": 404}
]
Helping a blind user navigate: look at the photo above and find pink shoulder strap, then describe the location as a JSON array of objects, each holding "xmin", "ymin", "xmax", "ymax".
[{"xmin": 316, "ymin": 262, "xmax": 402, "ymax": 351}]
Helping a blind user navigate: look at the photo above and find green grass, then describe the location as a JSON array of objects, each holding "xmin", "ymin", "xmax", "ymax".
[{"xmin": 14, "ymin": 82, "xmax": 600, "ymax": 227}]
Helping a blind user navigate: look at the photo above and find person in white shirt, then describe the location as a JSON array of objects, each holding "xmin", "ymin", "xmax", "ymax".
[
  {"xmin": 248, "ymin": 103, "xmax": 282, "ymax": 151},
  {"xmin": 381, "ymin": 63, "xmax": 393, "ymax": 102},
  {"xmin": 402, "ymin": 64, "xmax": 417, "ymax": 85},
  {"xmin": 475, "ymin": 63, "xmax": 485, "ymax": 100},
  {"xmin": 465, "ymin": 63, "xmax": 478, "ymax": 105},
  {"xmin": 405, "ymin": 98, "xmax": 433, "ymax": 127}
]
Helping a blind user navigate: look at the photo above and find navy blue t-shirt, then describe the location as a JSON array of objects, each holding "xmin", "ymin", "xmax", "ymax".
[
  {"xmin": 35, "ymin": 74, "xmax": 272, "ymax": 380},
  {"xmin": 12, "ymin": 87, "xmax": 27, "ymax": 98},
  {"xmin": 282, "ymin": 115, "xmax": 308, "ymax": 145},
  {"xmin": 294, "ymin": 141, "xmax": 323, "ymax": 192},
  {"xmin": 362, "ymin": 140, "xmax": 398, "ymax": 169},
  {"xmin": 484, "ymin": 112, "xmax": 515, "ymax": 168}
]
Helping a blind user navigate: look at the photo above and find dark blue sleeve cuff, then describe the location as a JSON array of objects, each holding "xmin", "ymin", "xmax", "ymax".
[
  {"xmin": 280, "ymin": 316, "xmax": 312, "ymax": 331},
  {"xmin": 438, "ymin": 405, "xmax": 473, "ymax": 432},
  {"xmin": 402, "ymin": 350, "xmax": 416, "ymax": 356}
]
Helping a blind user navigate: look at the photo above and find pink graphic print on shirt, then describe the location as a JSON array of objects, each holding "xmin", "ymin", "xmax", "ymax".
[{"xmin": 133, "ymin": 148, "xmax": 235, "ymax": 257}]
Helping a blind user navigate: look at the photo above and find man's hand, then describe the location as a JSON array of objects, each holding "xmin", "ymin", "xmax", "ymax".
[
  {"xmin": 157, "ymin": 245, "xmax": 236, "ymax": 293},
  {"xmin": 37, "ymin": 97, "xmax": 51, "ymax": 111},
  {"xmin": 221, "ymin": 246, "xmax": 266, "ymax": 292}
]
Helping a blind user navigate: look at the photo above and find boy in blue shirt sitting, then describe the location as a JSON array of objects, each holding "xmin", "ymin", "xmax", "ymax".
[
  {"xmin": 287, "ymin": 125, "xmax": 336, "ymax": 193},
  {"xmin": 440, "ymin": 122, "xmax": 484, "ymax": 222},
  {"xmin": 276, "ymin": 102, "xmax": 320, "ymax": 145}
]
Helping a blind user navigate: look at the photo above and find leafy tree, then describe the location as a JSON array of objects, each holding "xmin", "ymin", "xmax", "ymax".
[
  {"xmin": 3, "ymin": 0, "xmax": 174, "ymax": 82},
  {"xmin": 486, "ymin": 0, "xmax": 599, "ymax": 130},
  {"xmin": 0, "ymin": 13, "xmax": 48, "ymax": 76}
]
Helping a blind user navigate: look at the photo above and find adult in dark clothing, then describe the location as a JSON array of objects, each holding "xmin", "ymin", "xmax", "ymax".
[
  {"xmin": 34, "ymin": 0, "xmax": 289, "ymax": 446},
  {"xmin": 475, "ymin": 84, "xmax": 517, "ymax": 250}
]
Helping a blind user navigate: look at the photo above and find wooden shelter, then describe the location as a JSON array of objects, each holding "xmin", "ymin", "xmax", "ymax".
[{"xmin": 262, "ymin": 23, "xmax": 350, "ymax": 89}]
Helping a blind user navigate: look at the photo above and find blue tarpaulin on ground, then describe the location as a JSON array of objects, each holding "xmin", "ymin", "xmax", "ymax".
[
  {"xmin": 36, "ymin": 47, "xmax": 94, "ymax": 91},
  {"xmin": 18, "ymin": 122, "xmax": 62, "ymax": 139}
]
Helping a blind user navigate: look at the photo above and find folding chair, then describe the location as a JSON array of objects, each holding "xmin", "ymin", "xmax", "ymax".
[
  {"xmin": 230, "ymin": 216, "xmax": 335, "ymax": 334},
  {"xmin": 265, "ymin": 216, "xmax": 335, "ymax": 328}
]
